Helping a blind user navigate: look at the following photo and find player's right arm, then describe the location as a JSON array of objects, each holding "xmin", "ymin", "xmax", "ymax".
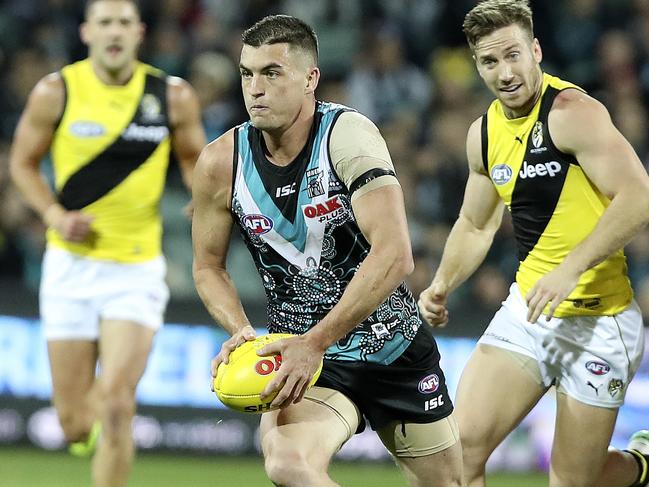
[
  {"xmin": 191, "ymin": 130, "xmax": 256, "ymax": 375},
  {"xmin": 9, "ymin": 73, "xmax": 93, "ymax": 242},
  {"xmin": 418, "ymin": 117, "xmax": 504, "ymax": 327}
]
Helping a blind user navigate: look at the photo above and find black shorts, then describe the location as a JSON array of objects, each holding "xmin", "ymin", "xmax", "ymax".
[{"xmin": 314, "ymin": 324, "xmax": 453, "ymax": 432}]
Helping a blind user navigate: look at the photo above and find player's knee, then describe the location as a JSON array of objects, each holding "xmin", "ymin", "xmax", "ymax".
[
  {"xmin": 460, "ymin": 434, "xmax": 490, "ymax": 480},
  {"xmin": 551, "ymin": 465, "xmax": 597, "ymax": 487},
  {"xmin": 264, "ymin": 451, "xmax": 320, "ymax": 487},
  {"xmin": 97, "ymin": 385, "xmax": 136, "ymax": 437}
]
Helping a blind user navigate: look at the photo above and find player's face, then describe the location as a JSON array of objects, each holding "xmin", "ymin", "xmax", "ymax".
[
  {"xmin": 474, "ymin": 24, "xmax": 543, "ymax": 118},
  {"xmin": 81, "ymin": 1, "xmax": 144, "ymax": 74},
  {"xmin": 240, "ymin": 43, "xmax": 319, "ymax": 132}
]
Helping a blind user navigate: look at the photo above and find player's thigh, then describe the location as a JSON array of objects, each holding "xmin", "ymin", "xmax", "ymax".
[
  {"xmin": 456, "ymin": 344, "xmax": 547, "ymax": 458},
  {"xmin": 47, "ymin": 340, "xmax": 98, "ymax": 409},
  {"xmin": 549, "ymin": 392, "xmax": 618, "ymax": 487},
  {"xmin": 377, "ymin": 413, "xmax": 462, "ymax": 486},
  {"xmin": 260, "ymin": 387, "xmax": 360, "ymax": 471},
  {"xmin": 98, "ymin": 319, "xmax": 156, "ymax": 392}
]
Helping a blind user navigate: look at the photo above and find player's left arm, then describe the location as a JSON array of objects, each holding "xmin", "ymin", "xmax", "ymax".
[
  {"xmin": 526, "ymin": 89, "xmax": 649, "ymax": 322},
  {"xmin": 167, "ymin": 76, "xmax": 206, "ymax": 192},
  {"xmin": 259, "ymin": 112, "xmax": 413, "ymax": 407}
]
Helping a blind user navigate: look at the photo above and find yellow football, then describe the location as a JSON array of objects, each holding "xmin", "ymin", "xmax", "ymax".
[{"xmin": 213, "ymin": 333, "xmax": 323, "ymax": 413}]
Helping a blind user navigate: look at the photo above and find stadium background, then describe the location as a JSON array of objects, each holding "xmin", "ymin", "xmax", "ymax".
[{"xmin": 0, "ymin": 0, "xmax": 648, "ymax": 485}]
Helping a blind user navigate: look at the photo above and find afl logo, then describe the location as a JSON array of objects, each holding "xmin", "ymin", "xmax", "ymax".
[
  {"xmin": 70, "ymin": 121, "xmax": 105, "ymax": 137},
  {"xmin": 243, "ymin": 214, "xmax": 273, "ymax": 235},
  {"xmin": 418, "ymin": 374, "xmax": 440, "ymax": 394},
  {"xmin": 491, "ymin": 164, "xmax": 512, "ymax": 185},
  {"xmin": 586, "ymin": 361, "xmax": 610, "ymax": 376}
]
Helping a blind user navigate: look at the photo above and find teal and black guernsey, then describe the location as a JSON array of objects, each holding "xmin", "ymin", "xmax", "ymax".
[{"xmin": 232, "ymin": 102, "xmax": 422, "ymax": 364}]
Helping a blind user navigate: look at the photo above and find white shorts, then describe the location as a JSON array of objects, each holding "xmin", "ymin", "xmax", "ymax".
[
  {"xmin": 40, "ymin": 247, "xmax": 169, "ymax": 341},
  {"xmin": 478, "ymin": 283, "xmax": 645, "ymax": 408}
]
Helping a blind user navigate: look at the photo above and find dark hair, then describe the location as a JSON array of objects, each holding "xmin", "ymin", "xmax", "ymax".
[
  {"xmin": 242, "ymin": 15, "xmax": 319, "ymax": 64},
  {"xmin": 85, "ymin": 0, "xmax": 141, "ymax": 19},
  {"xmin": 463, "ymin": 0, "xmax": 533, "ymax": 50}
]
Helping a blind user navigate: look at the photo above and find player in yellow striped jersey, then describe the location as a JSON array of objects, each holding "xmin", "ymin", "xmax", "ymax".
[
  {"xmin": 9, "ymin": 1, "xmax": 205, "ymax": 486},
  {"xmin": 418, "ymin": 1, "xmax": 649, "ymax": 486}
]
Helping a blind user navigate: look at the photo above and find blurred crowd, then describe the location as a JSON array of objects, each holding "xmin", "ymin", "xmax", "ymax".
[{"xmin": 1, "ymin": 0, "xmax": 649, "ymax": 326}]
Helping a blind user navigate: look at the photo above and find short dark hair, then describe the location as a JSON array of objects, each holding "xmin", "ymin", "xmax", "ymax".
[
  {"xmin": 463, "ymin": 0, "xmax": 533, "ymax": 50},
  {"xmin": 85, "ymin": 0, "xmax": 141, "ymax": 19},
  {"xmin": 242, "ymin": 15, "xmax": 319, "ymax": 64}
]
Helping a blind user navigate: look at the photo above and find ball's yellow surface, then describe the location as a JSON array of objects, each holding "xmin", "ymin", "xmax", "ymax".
[{"xmin": 213, "ymin": 333, "xmax": 323, "ymax": 413}]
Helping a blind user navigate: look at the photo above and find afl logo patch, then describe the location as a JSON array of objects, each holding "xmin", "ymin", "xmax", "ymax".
[
  {"xmin": 69, "ymin": 121, "xmax": 106, "ymax": 137},
  {"xmin": 418, "ymin": 374, "xmax": 440, "ymax": 394},
  {"xmin": 243, "ymin": 214, "xmax": 273, "ymax": 235},
  {"xmin": 585, "ymin": 361, "xmax": 610, "ymax": 376},
  {"xmin": 491, "ymin": 164, "xmax": 512, "ymax": 185}
]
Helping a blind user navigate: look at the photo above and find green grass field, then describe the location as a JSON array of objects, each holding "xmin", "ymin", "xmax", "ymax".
[{"xmin": 1, "ymin": 448, "xmax": 547, "ymax": 486}]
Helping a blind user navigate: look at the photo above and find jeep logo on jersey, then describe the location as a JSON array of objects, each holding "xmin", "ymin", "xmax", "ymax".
[
  {"xmin": 303, "ymin": 196, "xmax": 344, "ymax": 222},
  {"xmin": 491, "ymin": 164, "xmax": 513, "ymax": 185},
  {"xmin": 70, "ymin": 121, "xmax": 106, "ymax": 137},
  {"xmin": 586, "ymin": 361, "xmax": 610, "ymax": 375},
  {"xmin": 122, "ymin": 123, "xmax": 169, "ymax": 142},
  {"xmin": 418, "ymin": 374, "xmax": 439, "ymax": 394},
  {"xmin": 519, "ymin": 160, "xmax": 561, "ymax": 179},
  {"xmin": 532, "ymin": 121, "xmax": 544, "ymax": 148},
  {"xmin": 243, "ymin": 214, "xmax": 273, "ymax": 235}
]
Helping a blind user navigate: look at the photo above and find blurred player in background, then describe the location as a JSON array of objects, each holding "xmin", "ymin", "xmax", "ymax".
[
  {"xmin": 418, "ymin": 1, "xmax": 649, "ymax": 486},
  {"xmin": 192, "ymin": 14, "xmax": 462, "ymax": 487},
  {"xmin": 9, "ymin": 0, "xmax": 204, "ymax": 486}
]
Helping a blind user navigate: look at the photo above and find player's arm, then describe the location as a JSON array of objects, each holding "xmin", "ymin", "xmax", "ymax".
[
  {"xmin": 9, "ymin": 73, "xmax": 93, "ymax": 242},
  {"xmin": 259, "ymin": 112, "xmax": 420, "ymax": 406},
  {"xmin": 526, "ymin": 89, "xmax": 649, "ymax": 322},
  {"xmin": 167, "ymin": 76, "xmax": 206, "ymax": 191},
  {"xmin": 418, "ymin": 117, "xmax": 504, "ymax": 327},
  {"xmin": 191, "ymin": 130, "xmax": 256, "ymax": 375}
]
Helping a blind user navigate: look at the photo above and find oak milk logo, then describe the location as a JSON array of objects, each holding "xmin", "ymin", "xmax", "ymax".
[
  {"xmin": 243, "ymin": 214, "xmax": 273, "ymax": 235},
  {"xmin": 532, "ymin": 121, "xmax": 544, "ymax": 148},
  {"xmin": 519, "ymin": 160, "xmax": 561, "ymax": 179},
  {"xmin": 491, "ymin": 164, "xmax": 512, "ymax": 185},
  {"xmin": 418, "ymin": 374, "xmax": 439, "ymax": 394},
  {"xmin": 585, "ymin": 361, "xmax": 610, "ymax": 376},
  {"xmin": 70, "ymin": 121, "xmax": 106, "ymax": 137},
  {"xmin": 303, "ymin": 196, "xmax": 345, "ymax": 223}
]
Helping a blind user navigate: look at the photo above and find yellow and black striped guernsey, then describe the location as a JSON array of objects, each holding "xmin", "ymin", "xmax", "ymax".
[
  {"xmin": 482, "ymin": 73, "xmax": 632, "ymax": 316},
  {"xmin": 49, "ymin": 59, "xmax": 171, "ymax": 262}
]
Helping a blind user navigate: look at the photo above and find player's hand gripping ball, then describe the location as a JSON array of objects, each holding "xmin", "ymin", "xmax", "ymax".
[{"xmin": 213, "ymin": 333, "xmax": 323, "ymax": 413}]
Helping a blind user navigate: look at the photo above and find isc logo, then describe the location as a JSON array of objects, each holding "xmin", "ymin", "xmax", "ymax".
[
  {"xmin": 424, "ymin": 394, "xmax": 444, "ymax": 411},
  {"xmin": 255, "ymin": 355, "xmax": 282, "ymax": 375},
  {"xmin": 243, "ymin": 214, "xmax": 273, "ymax": 235},
  {"xmin": 585, "ymin": 361, "xmax": 610, "ymax": 375},
  {"xmin": 519, "ymin": 160, "xmax": 561, "ymax": 179},
  {"xmin": 276, "ymin": 183, "xmax": 297, "ymax": 198}
]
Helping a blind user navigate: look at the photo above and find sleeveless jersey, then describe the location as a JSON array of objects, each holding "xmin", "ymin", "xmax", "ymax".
[
  {"xmin": 232, "ymin": 102, "xmax": 422, "ymax": 364},
  {"xmin": 48, "ymin": 59, "xmax": 171, "ymax": 262},
  {"xmin": 482, "ymin": 73, "xmax": 632, "ymax": 316}
]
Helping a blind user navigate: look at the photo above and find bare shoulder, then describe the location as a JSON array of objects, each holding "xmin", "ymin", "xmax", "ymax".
[
  {"xmin": 196, "ymin": 128, "xmax": 236, "ymax": 183},
  {"xmin": 549, "ymin": 88, "xmax": 611, "ymax": 152},
  {"xmin": 166, "ymin": 75, "xmax": 197, "ymax": 104},
  {"xmin": 29, "ymin": 72, "xmax": 66, "ymax": 121},
  {"xmin": 466, "ymin": 116, "xmax": 485, "ymax": 173}
]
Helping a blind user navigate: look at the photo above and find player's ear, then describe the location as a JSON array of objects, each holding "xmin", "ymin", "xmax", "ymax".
[
  {"xmin": 305, "ymin": 66, "xmax": 320, "ymax": 95},
  {"xmin": 79, "ymin": 22, "xmax": 90, "ymax": 45},
  {"xmin": 532, "ymin": 38, "xmax": 542, "ymax": 64}
]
